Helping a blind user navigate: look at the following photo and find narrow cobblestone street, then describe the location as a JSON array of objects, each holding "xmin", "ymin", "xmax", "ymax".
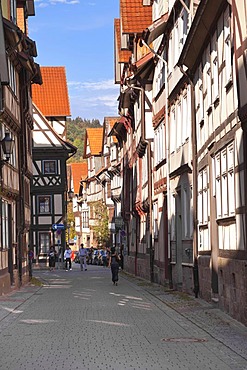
[{"xmin": 0, "ymin": 263, "xmax": 246, "ymax": 370}]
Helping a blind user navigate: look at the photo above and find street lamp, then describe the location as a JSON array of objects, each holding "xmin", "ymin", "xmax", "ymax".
[{"xmin": 0, "ymin": 132, "xmax": 14, "ymax": 168}]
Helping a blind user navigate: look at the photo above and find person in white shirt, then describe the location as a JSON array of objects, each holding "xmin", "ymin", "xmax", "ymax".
[
  {"xmin": 64, "ymin": 245, "xmax": 72, "ymax": 271},
  {"xmin": 79, "ymin": 243, "xmax": 88, "ymax": 271}
]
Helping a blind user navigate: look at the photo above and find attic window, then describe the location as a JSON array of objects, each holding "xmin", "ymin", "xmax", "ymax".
[{"xmin": 143, "ymin": 0, "xmax": 152, "ymax": 5}]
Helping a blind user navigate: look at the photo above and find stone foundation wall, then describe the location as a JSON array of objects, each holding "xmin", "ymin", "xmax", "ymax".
[
  {"xmin": 218, "ymin": 258, "xmax": 247, "ymax": 326},
  {"xmin": 198, "ymin": 255, "xmax": 212, "ymax": 302}
]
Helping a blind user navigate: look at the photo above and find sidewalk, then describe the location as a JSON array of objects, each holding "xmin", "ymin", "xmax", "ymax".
[
  {"xmin": 0, "ymin": 264, "xmax": 246, "ymax": 370},
  {"xmin": 122, "ymin": 272, "xmax": 247, "ymax": 360}
]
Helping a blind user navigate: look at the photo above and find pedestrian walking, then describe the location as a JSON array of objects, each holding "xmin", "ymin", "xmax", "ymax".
[
  {"xmin": 109, "ymin": 247, "xmax": 119, "ymax": 285},
  {"xmin": 48, "ymin": 246, "xmax": 57, "ymax": 271},
  {"xmin": 64, "ymin": 245, "xmax": 72, "ymax": 271},
  {"xmin": 79, "ymin": 243, "xmax": 88, "ymax": 271}
]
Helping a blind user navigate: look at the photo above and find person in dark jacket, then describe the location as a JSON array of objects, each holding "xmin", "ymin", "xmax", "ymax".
[
  {"xmin": 109, "ymin": 247, "xmax": 119, "ymax": 285},
  {"xmin": 48, "ymin": 246, "xmax": 56, "ymax": 271}
]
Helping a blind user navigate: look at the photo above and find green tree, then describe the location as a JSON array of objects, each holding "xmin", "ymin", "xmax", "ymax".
[
  {"xmin": 92, "ymin": 201, "xmax": 110, "ymax": 247},
  {"xmin": 66, "ymin": 202, "xmax": 75, "ymax": 243},
  {"xmin": 66, "ymin": 117, "xmax": 101, "ymax": 163}
]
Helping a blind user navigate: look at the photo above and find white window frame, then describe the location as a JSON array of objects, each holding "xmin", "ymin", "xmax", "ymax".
[
  {"xmin": 154, "ymin": 121, "xmax": 165, "ymax": 165},
  {"xmin": 153, "ymin": 201, "xmax": 158, "ymax": 238},
  {"xmin": 224, "ymin": 6, "xmax": 232, "ymax": 85},
  {"xmin": 215, "ymin": 142, "xmax": 235, "ymax": 219}
]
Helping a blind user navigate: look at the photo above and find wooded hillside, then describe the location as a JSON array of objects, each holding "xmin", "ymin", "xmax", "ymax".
[{"xmin": 66, "ymin": 117, "xmax": 101, "ymax": 162}]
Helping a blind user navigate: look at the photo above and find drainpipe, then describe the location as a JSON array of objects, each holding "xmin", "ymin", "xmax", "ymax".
[{"xmin": 178, "ymin": 65, "xmax": 199, "ymax": 298}]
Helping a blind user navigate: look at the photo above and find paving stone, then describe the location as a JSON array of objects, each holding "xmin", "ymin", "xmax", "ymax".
[{"xmin": 0, "ymin": 264, "xmax": 246, "ymax": 370}]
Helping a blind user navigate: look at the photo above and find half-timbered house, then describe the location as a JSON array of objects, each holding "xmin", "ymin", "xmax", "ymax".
[
  {"xmin": 31, "ymin": 67, "xmax": 76, "ymax": 264},
  {"xmin": 178, "ymin": 0, "xmax": 247, "ymax": 325},
  {"xmin": 83, "ymin": 128, "xmax": 104, "ymax": 247},
  {"xmin": 67, "ymin": 162, "xmax": 88, "ymax": 249},
  {"xmin": 0, "ymin": 1, "xmax": 41, "ymax": 294},
  {"xmin": 31, "ymin": 104, "xmax": 76, "ymax": 263}
]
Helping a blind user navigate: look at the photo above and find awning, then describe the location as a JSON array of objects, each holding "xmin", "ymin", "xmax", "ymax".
[
  {"xmin": 178, "ymin": 0, "xmax": 226, "ymax": 70},
  {"xmin": 0, "ymin": 9, "xmax": 8, "ymax": 84},
  {"xmin": 32, "ymin": 63, "xmax": 43, "ymax": 85},
  {"xmin": 142, "ymin": 13, "xmax": 168, "ymax": 45},
  {"xmin": 3, "ymin": 17, "xmax": 21, "ymax": 49},
  {"xmin": 18, "ymin": 51, "xmax": 34, "ymax": 74},
  {"xmin": 132, "ymin": 52, "xmax": 155, "ymax": 83},
  {"xmin": 118, "ymin": 88, "xmax": 137, "ymax": 111}
]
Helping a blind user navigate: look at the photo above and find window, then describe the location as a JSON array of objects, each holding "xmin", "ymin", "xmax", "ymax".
[
  {"xmin": 43, "ymin": 160, "xmax": 57, "ymax": 174},
  {"xmin": 110, "ymin": 146, "xmax": 117, "ymax": 161},
  {"xmin": 214, "ymin": 142, "xmax": 235, "ymax": 219},
  {"xmin": 154, "ymin": 121, "xmax": 165, "ymax": 165},
  {"xmin": 82, "ymin": 211, "xmax": 89, "ymax": 228},
  {"xmin": 183, "ymin": 186, "xmax": 193, "ymax": 239},
  {"xmin": 1, "ymin": 200, "xmax": 9, "ymax": 249},
  {"xmin": 153, "ymin": 55, "xmax": 166, "ymax": 97},
  {"xmin": 224, "ymin": 7, "xmax": 232, "ymax": 85},
  {"xmin": 38, "ymin": 196, "xmax": 51, "ymax": 214},
  {"xmin": 153, "ymin": 201, "xmax": 158, "ymax": 238},
  {"xmin": 198, "ymin": 167, "xmax": 209, "ymax": 225},
  {"xmin": 176, "ymin": 101, "xmax": 182, "ymax": 148},
  {"xmin": 39, "ymin": 233, "xmax": 50, "ymax": 254},
  {"xmin": 10, "ymin": 0, "xmax": 16, "ymax": 23},
  {"xmin": 170, "ymin": 108, "xmax": 176, "ymax": 153},
  {"xmin": 211, "ymin": 32, "xmax": 219, "ymax": 102},
  {"xmin": 7, "ymin": 58, "xmax": 17, "ymax": 95},
  {"xmin": 170, "ymin": 194, "xmax": 176, "ymax": 241},
  {"xmin": 198, "ymin": 167, "xmax": 210, "ymax": 251}
]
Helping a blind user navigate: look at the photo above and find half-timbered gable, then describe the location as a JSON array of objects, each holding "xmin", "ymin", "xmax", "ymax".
[
  {"xmin": 83, "ymin": 128, "xmax": 104, "ymax": 246},
  {"xmin": 32, "ymin": 66, "xmax": 70, "ymax": 140},
  {"xmin": 31, "ymin": 104, "xmax": 76, "ymax": 262},
  {"xmin": 68, "ymin": 162, "xmax": 88, "ymax": 249}
]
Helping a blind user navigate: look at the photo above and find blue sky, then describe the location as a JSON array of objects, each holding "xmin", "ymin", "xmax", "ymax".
[{"xmin": 29, "ymin": 0, "xmax": 120, "ymax": 123}]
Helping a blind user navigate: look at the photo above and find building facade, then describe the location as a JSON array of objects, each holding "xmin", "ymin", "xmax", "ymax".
[
  {"xmin": 0, "ymin": 1, "xmax": 41, "ymax": 294},
  {"xmin": 31, "ymin": 67, "xmax": 76, "ymax": 264},
  {"xmin": 112, "ymin": 0, "xmax": 247, "ymax": 325}
]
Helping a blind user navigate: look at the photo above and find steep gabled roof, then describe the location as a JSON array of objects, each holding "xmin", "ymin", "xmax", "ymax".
[
  {"xmin": 103, "ymin": 117, "xmax": 119, "ymax": 144},
  {"xmin": 32, "ymin": 103, "xmax": 76, "ymax": 155},
  {"xmin": 114, "ymin": 18, "xmax": 132, "ymax": 63},
  {"xmin": 120, "ymin": 0, "xmax": 152, "ymax": 34},
  {"xmin": 32, "ymin": 66, "xmax": 71, "ymax": 117},
  {"xmin": 84, "ymin": 128, "xmax": 103, "ymax": 157},
  {"xmin": 69, "ymin": 162, "xmax": 88, "ymax": 194}
]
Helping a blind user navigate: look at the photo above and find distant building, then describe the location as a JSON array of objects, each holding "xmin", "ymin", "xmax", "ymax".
[{"xmin": 31, "ymin": 67, "xmax": 76, "ymax": 264}]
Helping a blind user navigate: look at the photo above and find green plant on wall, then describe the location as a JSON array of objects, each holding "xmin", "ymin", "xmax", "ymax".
[
  {"xmin": 66, "ymin": 201, "xmax": 75, "ymax": 243},
  {"xmin": 92, "ymin": 201, "xmax": 110, "ymax": 247}
]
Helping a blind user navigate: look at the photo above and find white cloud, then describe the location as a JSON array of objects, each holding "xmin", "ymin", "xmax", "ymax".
[
  {"xmin": 68, "ymin": 79, "xmax": 119, "ymax": 91},
  {"xmin": 68, "ymin": 79, "xmax": 119, "ymax": 121},
  {"xmin": 35, "ymin": 0, "xmax": 79, "ymax": 6}
]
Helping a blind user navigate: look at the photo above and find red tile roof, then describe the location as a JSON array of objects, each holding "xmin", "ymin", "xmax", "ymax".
[
  {"xmin": 120, "ymin": 0, "xmax": 152, "ymax": 34},
  {"xmin": 86, "ymin": 128, "xmax": 103, "ymax": 156},
  {"xmin": 114, "ymin": 18, "xmax": 131, "ymax": 63},
  {"xmin": 104, "ymin": 117, "xmax": 119, "ymax": 143},
  {"xmin": 69, "ymin": 162, "xmax": 88, "ymax": 194},
  {"xmin": 32, "ymin": 66, "xmax": 70, "ymax": 117}
]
